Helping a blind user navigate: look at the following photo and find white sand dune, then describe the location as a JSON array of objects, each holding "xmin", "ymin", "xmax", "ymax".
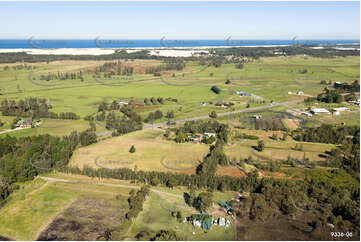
[{"xmin": 0, "ymin": 45, "xmax": 291, "ymax": 57}]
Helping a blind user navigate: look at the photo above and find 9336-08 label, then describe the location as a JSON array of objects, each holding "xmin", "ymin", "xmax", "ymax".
[{"xmin": 330, "ymin": 232, "xmax": 353, "ymax": 238}]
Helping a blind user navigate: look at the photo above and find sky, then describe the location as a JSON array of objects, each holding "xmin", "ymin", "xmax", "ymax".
[{"xmin": 0, "ymin": 1, "xmax": 359, "ymax": 40}]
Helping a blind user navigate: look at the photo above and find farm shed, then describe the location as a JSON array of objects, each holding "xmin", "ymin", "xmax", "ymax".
[{"xmin": 311, "ymin": 108, "xmax": 330, "ymax": 114}]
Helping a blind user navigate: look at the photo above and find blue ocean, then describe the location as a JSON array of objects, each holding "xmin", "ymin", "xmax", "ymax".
[{"xmin": 0, "ymin": 39, "xmax": 359, "ymax": 49}]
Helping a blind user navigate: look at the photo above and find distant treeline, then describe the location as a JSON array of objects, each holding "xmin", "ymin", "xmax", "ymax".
[
  {"xmin": 1, "ymin": 98, "xmax": 80, "ymax": 120},
  {"xmin": 145, "ymin": 62, "xmax": 185, "ymax": 75},
  {"xmin": 212, "ymin": 46, "xmax": 360, "ymax": 59},
  {"xmin": 36, "ymin": 71, "xmax": 84, "ymax": 81},
  {"xmin": 94, "ymin": 61, "xmax": 134, "ymax": 76},
  {"xmin": 1, "ymin": 64, "xmax": 36, "ymax": 71}
]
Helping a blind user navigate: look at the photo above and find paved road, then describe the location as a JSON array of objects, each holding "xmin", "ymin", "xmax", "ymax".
[{"xmin": 142, "ymin": 99, "xmax": 305, "ymax": 129}]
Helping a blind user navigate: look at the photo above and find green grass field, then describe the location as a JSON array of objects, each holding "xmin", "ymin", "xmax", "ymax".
[
  {"xmin": 1, "ymin": 56, "xmax": 359, "ymax": 121},
  {"xmin": 0, "ymin": 179, "xmax": 76, "ymax": 240},
  {"xmin": 69, "ymin": 129, "xmax": 210, "ymax": 174},
  {"xmin": 68, "ymin": 127, "xmax": 335, "ymax": 177},
  {"xmin": 0, "ymin": 177, "xmax": 134, "ymax": 240}
]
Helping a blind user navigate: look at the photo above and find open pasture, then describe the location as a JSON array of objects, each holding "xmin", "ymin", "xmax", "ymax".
[
  {"xmin": 69, "ymin": 129, "xmax": 209, "ymax": 174},
  {"xmin": 227, "ymin": 128, "xmax": 336, "ymax": 162},
  {"xmin": 69, "ymin": 126, "xmax": 335, "ymax": 177},
  {"xmin": 0, "ymin": 56, "xmax": 358, "ymax": 121},
  {"xmin": 0, "ymin": 177, "xmax": 133, "ymax": 241}
]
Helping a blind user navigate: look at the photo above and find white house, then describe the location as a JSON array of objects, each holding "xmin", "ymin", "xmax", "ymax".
[
  {"xmin": 297, "ymin": 91, "xmax": 304, "ymax": 95},
  {"xmin": 311, "ymin": 108, "xmax": 330, "ymax": 114},
  {"xmin": 119, "ymin": 101, "xmax": 128, "ymax": 105}
]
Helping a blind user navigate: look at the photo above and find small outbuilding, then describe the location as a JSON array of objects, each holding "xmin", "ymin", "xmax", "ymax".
[{"xmin": 311, "ymin": 108, "xmax": 330, "ymax": 114}]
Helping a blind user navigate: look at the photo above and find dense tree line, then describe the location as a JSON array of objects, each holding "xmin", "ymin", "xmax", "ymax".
[
  {"xmin": 316, "ymin": 89, "xmax": 344, "ymax": 103},
  {"xmin": 334, "ymin": 80, "xmax": 360, "ymax": 93},
  {"xmin": 94, "ymin": 61, "xmax": 132, "ymax": 76},
  {"xmin": 145, "ymin": 110, "xmax": 163, "ymax": 123},
  {"xmin": 0, "ymin": 128, "xmax": 97, "ymax": 204},
  {"xmin": 111, "ymin": 105, "xmax": 143, "ymax": 136},
  {"xmin": 292, "ymin": 124, "xmax": 359, "ymax": 144},
  {"xmin": 125, "ymin": 186, "xmax": 150, "ymax": 221},
  {"xmin": 96, "ymin": 97, "xmax": 167, "ymax": 115},
  {"xmin": 1, "ymin": 98, "xmax": 80, "ymax": 120},
  {"xmin": 196, "ymin": 141, "xmax": 228, "ymax": 176},
  {"xmin": 323, "ymin": 129, "xmax": 360, "ymax": 177},
  {"xmin": 145, "ymin": 61, "xmax": 185, "ymax": 75},
  {"xmin": 211, "ymin": 46, "xmax": 360, "ymax": 59}
]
